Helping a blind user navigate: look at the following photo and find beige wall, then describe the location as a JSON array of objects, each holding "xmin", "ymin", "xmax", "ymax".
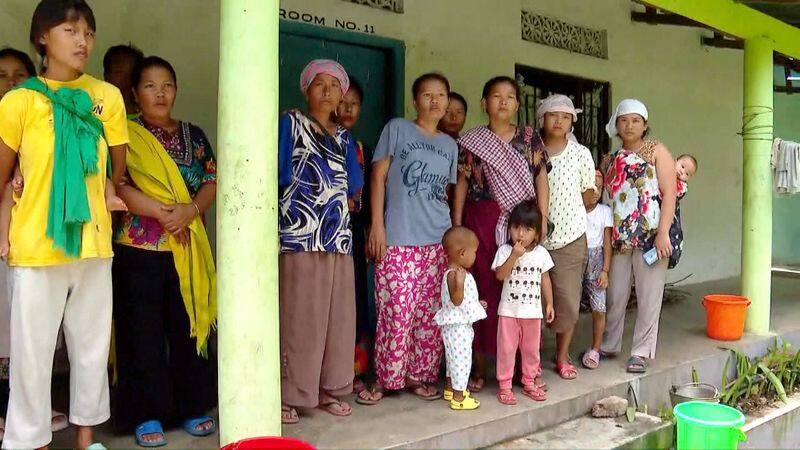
[{"xmin": 1, "ymin": 0, "xmax": 746, "ymax": 284}]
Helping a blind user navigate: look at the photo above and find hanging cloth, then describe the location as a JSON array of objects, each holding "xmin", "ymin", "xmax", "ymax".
[
  {"xmin": 773, "ymin": 137, "xmax": 800, "ymax": 195},
  {"xmin": 458, "ymin": 126, "xmax": 537, "ymax": 245},
  {"xmin": 126, "ymin": 120, "xmax": 217, "ymax": 354}
]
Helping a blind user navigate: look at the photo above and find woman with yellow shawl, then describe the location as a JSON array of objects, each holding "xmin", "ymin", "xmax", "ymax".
[{"xmin": 112, "ymin": 56, "xmax": 217, "ymax": 448}]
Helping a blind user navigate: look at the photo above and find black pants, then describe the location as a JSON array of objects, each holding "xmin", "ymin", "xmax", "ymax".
[
  {"xmin": 0, "ymin": 378, "xmax": 7, "ymax": 418},
  {"xmin": 111, "ymin": 245, "xmax": 217, "ymax": 432},
  {"xmin": 352, "ymin": 224, "xmax": 371, "ymax": 342}
]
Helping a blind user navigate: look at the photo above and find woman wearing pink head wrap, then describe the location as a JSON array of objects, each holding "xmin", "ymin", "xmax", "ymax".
[
  {"xmin": 299, "ymin": 58, "xmax": 350, "ymax": 96},
  {"xmin": 537, "ymin": 94, "xmax": 596, "ymax": 381},
  {"xmin": 277, "ymin": 59, "xmax": 363, "ymax": 423}
]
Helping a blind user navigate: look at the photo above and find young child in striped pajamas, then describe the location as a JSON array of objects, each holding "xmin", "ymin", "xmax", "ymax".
[{"xmin": 435, "ymin": 226, "xmax": 487, "ymax": 410}]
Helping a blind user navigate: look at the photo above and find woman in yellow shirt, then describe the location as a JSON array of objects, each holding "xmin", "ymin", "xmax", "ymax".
[{"xmin": 0, "ymin": 1, "xmax": 127, "ymax": 449}]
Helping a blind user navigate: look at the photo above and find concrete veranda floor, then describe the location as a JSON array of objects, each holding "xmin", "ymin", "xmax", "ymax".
[{"xmin": 50, "ymin": 275, "xmax": 800, "ymax": 449}]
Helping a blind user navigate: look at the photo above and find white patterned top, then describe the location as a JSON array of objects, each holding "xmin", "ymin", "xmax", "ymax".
[
  {"xmin": 434, "ymin": 269, "xmax": 487, "ymax": 326},
  {"xmin": 492, "ymin": 244, "xmax": 554, "ymax": 319},
  {"xmin": 544, "ymin": 140, "xmax": 596, "ymax": 250}
]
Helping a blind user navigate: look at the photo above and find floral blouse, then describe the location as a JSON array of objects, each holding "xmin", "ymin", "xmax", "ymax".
[
  {"xmin": 458, "ymin": 126, "xmax": 550, "ymax": 202},
  {"xmin": 114, "ymin": 119, "xmax": 217, "ymax": 251},
  {"xmin": 604, "ymin": 140, "xmax": 662, "ymax": 252}
]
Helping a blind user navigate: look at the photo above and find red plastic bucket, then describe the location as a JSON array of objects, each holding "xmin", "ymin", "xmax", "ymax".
[
  {"xmin": 221, "ymin": 437, "xmax": 315, "ymax": 450},
  {"xmin": 702, "ymin": 295, "xmax": 750, "ymax": 341}
]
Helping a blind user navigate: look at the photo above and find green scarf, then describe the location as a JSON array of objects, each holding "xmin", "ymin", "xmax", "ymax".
[{"xmin": 18, "ymin": 77, "xmax": 104, "ymax": 257}]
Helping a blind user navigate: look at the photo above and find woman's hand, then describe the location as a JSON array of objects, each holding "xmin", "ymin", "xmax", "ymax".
[
  {"xmin": 541, "ymin": 217, "xmax": 548, "ymax": 243},
  {"xmin": 545, "ymin": 304, "xmax": 555, "ymax": 324},
  {"xmin": 655, "ymin": 233, "xmax": 672, "ymax": 260},
  {"xmin": 368, "ymin": 224, "xmax": 388, "ymax": 262},
  {"xmin": 160, "ymin": 203, "xmax": 198, "ymax": 233},
  {"xmin": 597, "ymin": 270, "xmax": 609, "ymax": 289},
  {"xmin": 173, "ymin": 228, "xmax": 191, "ymax": 246}
]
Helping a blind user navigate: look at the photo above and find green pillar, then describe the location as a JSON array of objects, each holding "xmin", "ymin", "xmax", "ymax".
[
  {"xmin": 741, "ymin": 36, "xmax": 773, "ymax": 334},
  {"xmin": 217, "ymin": 0, "xmax": 281, "ymax": 444}
]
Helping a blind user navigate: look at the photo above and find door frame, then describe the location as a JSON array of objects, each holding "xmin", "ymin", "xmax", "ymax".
[{"xmin": 280, "ymin": 20, "xmax": 406, "ymax": 119}]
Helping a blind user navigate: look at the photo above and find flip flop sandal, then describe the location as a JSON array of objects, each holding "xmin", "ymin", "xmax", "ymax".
[
  {"xmin": 468, "ymin": 377, "xmax": 485, "ymax": 393},
  {"xmin": 582, "ymin": 349, "xmax": 600, "ymax": 370},
  {"xmin": 135, "ymin": 420, "xmax": 167, "ymax": 448},
  {"xmin": 534, "ymin": 375, "xmax": 549, "ymax": 392},
  {"xmin": 182, "ymin": 416, "xmax": 216, "ymax": 437},
  {"xmin": 51, "ymin": 410, "xmax": 69, "ymax": 432},
  {"xmin": 355, "ymin": 386, "xmax": 384, "ymax": 405},
  {"xmin": 626, "ymin": 356, "xmax": 647, "ymax": 374},
  {"xmin": 281, "ymin": 405, "xmax": 299, "ymax": 424},
  {"xmin": 86, "ymin": 444, "xmax": 108, "ymax": 450},
  {"xmin": 319, "ymin": 397, "xmax": 352, "ymax": 416},
  {"xmin": 497, "ymin": 388, "xmax": 517, "ymax": 405},
  {"xmin": 352, "ymin": 378, "xmax": 367, "ymax": 394},
  {"xmin": 521, "ymin": 385, "xmax": 547, "ymax": 402},
  {"xmin": 552, "ymin": 355, "xmax": 574, "ymax": 365},
  {"xmin": 533, "ymin": 374, "xmax": 550, "ymax": 392},
  {"xmin": 555, "ymin": 362, "xmax": 578, "ymax": 380},
  {"xmin": 407, "ymin": 383, "xmax": 440, "ymax": 401},
  {"xmin": 450, "ymin": 392, "xmax": 480, "ymax": 410}
]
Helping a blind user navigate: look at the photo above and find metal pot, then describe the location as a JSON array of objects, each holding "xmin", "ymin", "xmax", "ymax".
[{"xmin": 670, "ymin": 382, "xmax": 720, "ymax": 406}]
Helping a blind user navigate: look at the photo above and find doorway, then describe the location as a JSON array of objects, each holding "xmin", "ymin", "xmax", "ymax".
[{"xmin": 280, "ymin": 21, "xmax": 405, "ymax": 149}]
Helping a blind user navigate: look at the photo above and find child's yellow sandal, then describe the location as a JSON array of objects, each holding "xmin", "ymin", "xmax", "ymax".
[
  {"xmin": 442, "ymin": 388, "xmax": 454, "ymax": 401},
  {"xmin": 449, "ymin": 391, "xmax": 480, "ymax": 410}
]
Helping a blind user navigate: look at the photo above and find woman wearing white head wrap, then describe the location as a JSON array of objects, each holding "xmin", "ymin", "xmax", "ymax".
[
  {"xmin": 537, "ymin": 94, "xmax": 596, "ymax": 381},
  {"xmin": 604, "ymin": 98, "xmax": 648, "ymax": 138},
  {"xmin": 599, "ymin": 99, "xmax": 676, "ymax": 374}
]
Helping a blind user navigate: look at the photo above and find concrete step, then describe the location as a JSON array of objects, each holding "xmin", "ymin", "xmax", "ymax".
[
  {"xmin": 489, "ymin": 413, "xmax": 674, "ymax": 450},
  {"xmin": 279, "ymin": 278, "xmax": 800, "ymax": 449}
]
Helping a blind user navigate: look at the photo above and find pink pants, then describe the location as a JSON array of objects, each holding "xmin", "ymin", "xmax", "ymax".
[
  {"xmin": 496, "ymin": 316, "xmax": 542, "ymax": 390},
  {"xmin": 373, "ymin": 244, "xmax": 447, "ymax": 390}
]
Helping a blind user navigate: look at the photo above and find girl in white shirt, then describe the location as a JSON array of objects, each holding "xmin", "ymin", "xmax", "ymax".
[{"xmin": 492, "ymin": 201, "xmax": 554, "ymax": 405}]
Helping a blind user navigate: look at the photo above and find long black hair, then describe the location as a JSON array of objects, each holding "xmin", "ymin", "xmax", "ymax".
[
  {"xmin": 482, "ymin": 76, "xmax": 520, "ymax": 102},
  {"xmin": 0, "ymin": 48, "xmax": 36, "ymax": 77},
  {"xmin": 103, "ymin": 44, "xmax": 144, "ymax": 75},
  {"xmin": 449, "ymin": 91, "xmax": 468, "ymax": 113},
  {"xmin": 411, "ymin": 72, "xmax": 450, "ymax": 100},
  {"xmin": 30, "ymin": 0, "xmax": 96, "ymax": 59},
  {"xmin": 508, "ymin": 200, "xmax": 542, "ymax": 244},
  {"xmin": 132, "ymin": 55, "xmax": 178, "ymax": 89}
]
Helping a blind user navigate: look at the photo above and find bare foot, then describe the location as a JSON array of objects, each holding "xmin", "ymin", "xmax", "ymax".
[
  {"xmin": 191, "ymin": 418, "xmax": 214, "ymax": 433},
  {"xmin": 75, "ymin": 425, "xmax": 93, "ymax": 450},
  {"xmin": 106, "ymin": 195, "xmax": 128, "ymax": 212},
  {"xmin": 318, "ymin": 392, "xmax": 352, "ymax": 416}
]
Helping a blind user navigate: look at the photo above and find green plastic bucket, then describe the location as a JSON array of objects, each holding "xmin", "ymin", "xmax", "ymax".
[{"xmin": 673, "ymin": 401, "xmax": 746, "ymax": 450}]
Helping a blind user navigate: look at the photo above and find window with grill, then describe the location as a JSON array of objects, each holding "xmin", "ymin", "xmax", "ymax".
[{"xmin": 515, "ymin": 64, "xmax": 611, "ymax": 162}]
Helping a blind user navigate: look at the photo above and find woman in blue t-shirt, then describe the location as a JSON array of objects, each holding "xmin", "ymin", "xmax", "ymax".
[{"xmin": 357, "ymin": 73, "xmax": 458, "ymax": 405}]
